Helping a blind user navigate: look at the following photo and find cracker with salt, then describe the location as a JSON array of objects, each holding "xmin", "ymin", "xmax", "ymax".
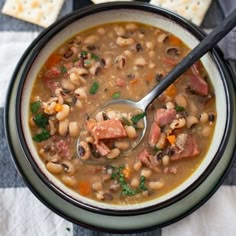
[
  {"xmin": 149, "ymin": 0, "xmax": 212, "ymax": 26},
  {"xmin": 1, "ymin": 0, "xmax": 65, "ymax": 28}
]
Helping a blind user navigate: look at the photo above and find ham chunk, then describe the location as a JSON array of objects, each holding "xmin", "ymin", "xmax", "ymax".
[
  {"xmin": 155, "ymin": 108, "xmax": 176, "ymax": 127},
  {"xmin": 96, "ymin": 141, "xmax": 111, "ymax": 156},
  {"xmin": 171, "ymin": 134, "xmax": 200, "ymax": 161},
  {"xmin": 86, "ymin": 119, "xmax": 127, "ymax": 140},
  {"xmin": 138, "ymin": 149, "xmax": 160, "ymax": 172},
  {"xmin": 189, "ymin": 64, "xmax": 209, "ymax": 96},
  {"xmin": 148, "ymin": 122, "xmax": 161, "ymax": 147}
]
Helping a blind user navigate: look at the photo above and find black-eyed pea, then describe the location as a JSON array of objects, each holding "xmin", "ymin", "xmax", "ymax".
[
  {"xmin": 107, "ymin": 110, "xmax": 117, "ymax": 120},
  {"xmin": 140, "ymin": 168, "xmax": 152, "ymax": 179},
  {"xmin": 116, "ymin": 36, "xmax": 135, "ymax": 47},
  {"xmin": 115, "ymin": 55, "xmax": 126, "ymax": 69},
  {"xmin": 125, "ymin": 125, "xmax": 137, "ymax": 139},
  {"xmin": 92, "ymin": 182, "xmax": 103, "ymax": 191},
  {"xmin": 175, "ymin": 94, "xmax": 187, "ymax": 108},
  {"xmin": 202, "ymin": 126, "xmax": 212, "ymax": 137},
  {"xmin": 62, "ymin": 160, "xmax": 76, "ymax": 175},
  {"xmin": 107, "ymin": 148, "xmax": 120, "ymax": 159},
  {"xmin": 149, "ymin": 62, "xmax": 156, "ymax": 69},
  {"xmin": 157, "ymin": 33, "xmax": 169, "ymax": 43},
  {"xmin": 200, "ymin": 112, "xmax": 209, "ymax": 124},
  {"xmin": 46, "ymin": 162, "xmax": 63, "ymax": 174},
  {"xmin": 114, "ymin": 25, "xmax": 126, "ymax": 36},
  {"xmin": 130, "ymin": 177, "xmax": 140, "ymax": 188},
  {"xmin": 162, "ymin": 155, "xmax": 170, "ymax": 166},
  {"xmin": 84, "ymin": 34, "xmax": 98, "ymax": 45},
  {"xmin": 74, "ymin": 87, "xmax": 87, "ymax": 100},
  {"xmin": 103, "ymin": 56, "xmax": 112, "ymax": 69},
  {"xmin": 56, "ymin": 104, "xmax": 70, "ymax": 121},
  {"xmin": 95, "ymin": 111, "xmax": 104, "ymax": 122},
  {"xmin": 124, "ymin": 50, "xmax": 133, "ymax": 57},
  {"xmin": 89, "ymin": 62, "xmax": 101, "ymax": 75},
  {"xmin": 114, "ymin": 140, "xmax": 130, "ymax": 150},
  {"xmin": 69, "ymin": 122, "xmax": 79, "ymax": 137},
  {"xmin": 148, "ymin": 50, "xmax": 155, "ymax": 58},
  {"xmin": 170, "ymin": 118, "xmax": 186, "ymax": 129},
  {"xmin": 125, "ymin": 23, "xmax": 138, "ymax": 31},
  {"xmin": 48, "ymin": 119, "xmax": 56, "ymax": 135},
  {"xmin": 85, "ymin": 136, "xmax": 94, "ymax": 143},
  {"xmin": 69, "ymin": 72, "xmax": 80, "ymax": 86},
  {"xmin": 61, "ymin": 175, "xmax": 77, "ymax": 187},
  {"xmin": 186, "ymin": 115, "xmax": 199, "ymax": 129},
  {"xmin": 75, "ymin": 99, "xmax": 83, "ymax": 109},
  {"xmin": 78, "ymin": 141, "xmax": 91, "ymax": 160},
  {"xmin": 148, "ymin": 181, "xmax": 164, "ymax": 190},
  {"xmin": 29, "ymin": 117, "xmax": 36, "ymax": 127},
  {"xmin": 133, "ymin": 160, "xmax": 142, "ymax": 171}
]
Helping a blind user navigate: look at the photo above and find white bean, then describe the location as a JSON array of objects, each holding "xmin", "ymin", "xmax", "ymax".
[
  {"xmin": 125, "ymin": 126, "xmax": 137, "ymax": 139},
  {"xmin": 116, "ymin": 36, "xmax": 135, "ymax": 46},
  {"xmin": 69, "ymin": 72, "xmax": 80, "ymax": 86},
  {"xmin": 46, "ymin": 162, "xmax": 63, "ymax": 174},
  {"xmin": 130, "ymin": 177, "xmax": 140, "ymax": 188},
  {"xmin": 202, "ymin": 126, "xmax": 212, "ymax": 137},
  {"xmin": 141, "ymin": 168, "xmax": 152, "ymax": 179},
  {"xmin": 114, "ymin": 25, "xmax": 126, "ymax": 36},
  {"xmin": 175, "ymin": 94, "xmax": 187, "ymax": 108},
  {"xmin": 114, "ymin": 140, "xmax": 130, "ymax": 150},
  {"xmin": 156, "ymin": 133, "xmax": 166, "ymax": 149},
  {"xmin": 162, "ymin": 155, "xmax": 170, "ymax": 166},
  {"xmin": 84, "ymin": 34, "xmax": 98, "ymax": 45},
  {"xmin": 125, "ymin": 23, "xmax": 138, "ymax": 31},
  {"xmin": 69, "ymin": 122, "xmax": 79, "ymax": 137},
  {"xmin": 133, "ymin": 160, "xmax": 142, "ymax": 171},
  {"xmin": 58, "ymin": 119, "xmax": 69, "ymax": 136},
  {"xmin": 148, "ymin": 181, "xmax": 164, "ymax": 190},
  {"xmin": 61, "ymin": 175, "xmax": 77, "ymax": 187},
  {"xmin": 93, "ymin": 182, "xmax": 103, "ymax": 191},
  {"xmin": 107, "ymin": 148, "xmax": 120, "ymax": 159},
  {"xmin": 134, "ymin": 57, "xmax": 147, "ymax": 67},
  {"xmin": 166, "ymin": 101, "xmax": 175, "ymax": 110},
  {"xmin": 56, "ymin": 104, "xmax": 70, "ymax": 121}
]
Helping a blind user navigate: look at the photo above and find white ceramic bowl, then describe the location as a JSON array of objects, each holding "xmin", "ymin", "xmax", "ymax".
[{"xmin": 5, "ymin": 2, "xmax": 236, "ymax": 232}]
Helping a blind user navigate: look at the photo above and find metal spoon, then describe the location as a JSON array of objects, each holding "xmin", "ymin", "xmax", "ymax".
[{"xmin": 77, "ymin": 8, "xmax": 236, "ymax": 164}]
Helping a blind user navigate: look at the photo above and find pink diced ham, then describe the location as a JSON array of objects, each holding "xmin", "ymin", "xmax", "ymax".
[
  {"xmin": 96, "ymin": 141, "xmax": 111, "ymax": 156},
  {"xmin": 155, "ymin": 108, "xmax": 176, "ymax": 127},
  {"xmin": 115, "ymin": 78, "xmax": 126, "ymax": 87},
  {"xmin": 171, "ymin": 134, "xmax": 200, "ymax": 161},
  {"xmin": 189, "ymin": 64, "xmax": 209, "ymax": 96},
  {"xmin": 86, "ymin": 119, "xmax": 127, "ymax": 140},
  {"xmin": 148, "ymin": 122, "xmax": 161, "ymax": 147}
]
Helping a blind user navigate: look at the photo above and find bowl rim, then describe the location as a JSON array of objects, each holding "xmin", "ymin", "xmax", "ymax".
[{"xmin": 14, "ymin": 2, "xmax": 234, "ymax": 216}]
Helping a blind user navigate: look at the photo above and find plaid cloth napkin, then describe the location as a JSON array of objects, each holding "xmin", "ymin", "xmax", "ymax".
[{"xmin": 0, "ymin": 0, "xmax": 236, "ymax": 235}]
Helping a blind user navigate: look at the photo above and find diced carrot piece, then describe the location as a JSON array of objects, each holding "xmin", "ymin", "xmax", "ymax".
[
  {"xmin": 45, "ymin": 54, "xmax": 61, "ymax": 68},
  {"xmin": 122, "ymin": 166, "xmax": 132, "ymax": 179},
  {"xmin": 129, "ymin": 78, "xmax": 138, "ymax": 85},
  {"xmin": 165, "ymin": 84, "xmax": 177, "ymax": 99},
  {"xmin": 169, "ymin": 35, "xmax": 182, "ymax": 46},
  {"xmin": 167, "ymin": 135, "xmax": 176, "ymax": 145},
  {"xmin": 86, "ymin": 119, "xmax": 127, "ymax": 140},
  {"xmin": 55, "ymin": 104, "xmax": 62, "ymax": 112},
  {"xmin": 78, "ymin": 181, "xmax": 91, "ymax": 196}
]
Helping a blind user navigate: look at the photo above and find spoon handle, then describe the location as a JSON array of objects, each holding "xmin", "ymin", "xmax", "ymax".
[{"xmin": 137, "ymin": 8, "xmax": 236, "ymax": 110}]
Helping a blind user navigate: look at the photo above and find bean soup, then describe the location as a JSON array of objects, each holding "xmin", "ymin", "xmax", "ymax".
[{"xmin": 29, "ymin": 22, "xmax": 216, "ymax": 205}]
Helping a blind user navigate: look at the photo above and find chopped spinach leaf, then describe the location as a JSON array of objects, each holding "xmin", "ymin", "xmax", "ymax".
[
  {"xmin": 139, "ymin": 175, "xmax": 147, "ymax": 191},
  {"xmin": 33, "ymin": 113, "xmax": 49, "ymax": 128},
  {"xmin": 89, "ymin": 81, "xmax": 99, "ymax": 94},
  {"xmin": 33, "ymin": 129, "xmax": 50, "ymax": 142},
  {"xmin": 154, "ymin": 146, "xmax": 161, "ymax": 153},
  {"xmin": 30, "ymin": 101, "xmax": 41, "ymax": 114},
  {"xmin": 131, "ymin": 112, "xmax": 146, "ymax": 124},
  {"xmin": 61, "ymin": 66, "xmax": 67, "ymax": 73},
  {"xmin": 122, "ymin": 117, "xmax": 132, "ymax": 126},
  {"xmin": 175, "ymin": 106, "xmax": 185, "ymax": 112},
  {"xmin": 91, "ymin": 53, "xmax": 100, "ymax": 61},
  {"xmin": 112, "ymin": 92, "xmax": 120, "ymax": 99}
]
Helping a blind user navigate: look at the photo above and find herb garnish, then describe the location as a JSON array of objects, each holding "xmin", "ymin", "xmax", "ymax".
[
  {"xmin": 112, "ymin": 92, "xmax": 120, "ymax": 99},
  {"xmin": 33, "ymin": 113, "xmax": 49, "ymax": 128},
  {"xmin": 131, "ymin": 112, "xmax": 146, "ymax": 124},
  {"xmin": 89, "ymin": 81, "xmax": 99, "ymax": 94},
  {"xmin": 175, "ymin": 106, "xmax": 185, "ymax": 112},
  {"xmin": 32, "ymin": 129, "xmax": 51, "ymax": 142},
  {"xmin": 30, "ymin": 101, "xmax": 41, "ymax": 114},
  {"xmin": 61, "ymin": 66, "xmax": 67, "ymax": 73}
]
